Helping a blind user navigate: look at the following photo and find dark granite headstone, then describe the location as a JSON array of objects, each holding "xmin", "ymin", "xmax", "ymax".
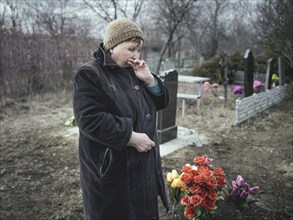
[
  {"xmin": 244, "ymin": 49, "xmax": 254, "ymax": 97},
  {"xmin": 157, "ymin": 70, "xmax": 178, "ymax": 144}
]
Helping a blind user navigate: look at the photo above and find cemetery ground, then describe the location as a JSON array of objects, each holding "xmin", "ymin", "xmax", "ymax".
[{"xmin": 0, "ymin": 85, "xmax": 292, "ymax": 220}]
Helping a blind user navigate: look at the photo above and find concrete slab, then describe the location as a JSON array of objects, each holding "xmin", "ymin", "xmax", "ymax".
[{"xmin": 160, "ymin": 126, "xmax": 208, "ymax": 157}]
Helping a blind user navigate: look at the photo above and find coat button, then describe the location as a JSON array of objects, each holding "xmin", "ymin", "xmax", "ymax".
[
  {"xmin": 146, "ymin": 114, "xmax": 152, "ymax": 120},
  {"xmin": 134, "ymin": 85, "xmax": 140, "ymax": 90}
]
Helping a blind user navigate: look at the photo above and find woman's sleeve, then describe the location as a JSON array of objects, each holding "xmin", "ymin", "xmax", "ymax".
[{"xmin": 145, "ymin": 74, "xmax": 169, "ymax": 111}]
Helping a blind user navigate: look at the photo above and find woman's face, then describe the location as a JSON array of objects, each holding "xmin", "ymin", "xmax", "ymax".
[{"xmin": 110, "ymin": 40, "xmax": 143, "ymax": 68}]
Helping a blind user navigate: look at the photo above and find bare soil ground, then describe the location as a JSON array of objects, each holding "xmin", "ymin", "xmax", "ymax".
[{"xmin": 0, "ymin": 85, "xmax": 292, "ymax": 220}]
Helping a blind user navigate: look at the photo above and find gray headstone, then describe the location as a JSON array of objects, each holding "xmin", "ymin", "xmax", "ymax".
[
  {"xmin": 254, "ymin": 73, "xmax": 266, "ymax": 83},
  {"xmin": 265, "ymin": 58, "xmax": 273, "ymax": 90},
  {"xmin": 244, "ymin": 49, "xmax": 254, "ymax": 97},
  {"xmin": 157, "ymin": 70, "xmax": 178, "ymax": 144},
  {"xmin": 235, "ymin": 70, "xmax": 244, "ymax": 85}
]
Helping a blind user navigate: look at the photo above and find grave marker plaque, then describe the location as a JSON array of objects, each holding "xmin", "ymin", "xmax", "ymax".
[
  {"xmin": 157, "ymin": 70, "xmax": 178, "ymax": 144},
  {"xmin": 244, "ymin": 49, "xmax": 254, "ymax": 97}
]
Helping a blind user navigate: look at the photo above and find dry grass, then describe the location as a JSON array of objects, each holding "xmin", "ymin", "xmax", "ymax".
[{"xmin": 176, "ymin": 83, "xmax": 237, "ymax": 139}]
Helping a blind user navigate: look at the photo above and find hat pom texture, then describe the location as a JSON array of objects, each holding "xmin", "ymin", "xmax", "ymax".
[{"xmin": 103, "ymin": 18, "xmax": 144, "ymax": 51}]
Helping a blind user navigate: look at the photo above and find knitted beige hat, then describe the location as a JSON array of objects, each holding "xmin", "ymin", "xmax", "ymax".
[{"xmin": 103, "ymin": 18, "xmax": 144, "ymax": 51}]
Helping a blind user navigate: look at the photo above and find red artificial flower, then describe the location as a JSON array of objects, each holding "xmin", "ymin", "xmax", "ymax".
[
  {"xmin": 194, "ymin": 156, "xmax": 207, "ymax": 165},
  {"xmin": 217, "ymin": 176, "xmax": 227, "ymax": 187},
  {"xmin": 182, "ymin": 165, "xmax": 193, "ymax": 173},
  {"xmin": 193, "ymin": 175, "xmax": 204, "ymax": 184},
  {"xmin": 188, "ymin": 169, "xmax": 200, "ymax": 177},
  {"xmin": 197, "ymin": 166, "xmax": 208, "ymax": 174},
  {"xmin": 197, "ymin": 188, "xmax": 208, "ymax": 198},
  {"xmin": 189, "ymin": 194, "xmax": 204, "ymax": 207},
  {"xmin": 214, "ymin": 167, "xmax": 225, "ymax": 176},
  {"xmin": 188, "ymin": 183, "xmax": 201, "ymax": 194},
  {"xmin": 185, "ymin": 205, "xmax": 196, "ymax": 219},
  {"xmin": 201, "ymin": 168, "xmax": 214, "ymax": 178},
  {"xmin": 181, "ymin": 172, "xmax": 193, "ymax": 184},
  {"xmin": 206, "ymin": 176, "xmax": 218, "ymax": 189},
  {"xmin": 180, "ymin": 194, "xmax": 191, "ymax": 206},
  {"xmin": 201, "ymin": 198, "xmax": 216, "ymax": 211},
  {"xmin": 207, "ymin": 190, "xmax": 218, "ymax": 201}
]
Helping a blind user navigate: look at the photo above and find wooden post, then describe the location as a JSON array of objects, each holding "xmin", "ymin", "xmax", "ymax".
[
  {"xmin": 278, "ymin": 57, "xmax": 282, "ymax": 86},
  {"xmin": 223, "ymin": 52, "xmax": 228, "ymax": 101},
  {"xmin": 220, "ymin": 52, "xmax": 229, "ymax": 101}
]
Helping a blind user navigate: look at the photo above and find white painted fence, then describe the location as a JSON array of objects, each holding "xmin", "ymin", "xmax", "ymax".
[{"xmin": 235, "ymin": 84, "xmax": 292, "ymax": 124}]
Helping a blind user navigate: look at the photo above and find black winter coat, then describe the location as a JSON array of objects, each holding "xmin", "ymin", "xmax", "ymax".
[{"xmin": 73, "ymin": 44, "xmax": 169, "ymax": 220}]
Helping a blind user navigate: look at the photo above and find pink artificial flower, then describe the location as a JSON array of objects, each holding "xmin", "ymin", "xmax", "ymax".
[
  {"xmin": 240, "ymin": 190, "xmax": 249, "ymax": 199},
  {"xmin": 203, "ymin": 81, "xmax": 210, "ymax": 94},
  {"xmin": 249, "ymin": 186, "xmax": 260, "ymax": 195},
  {"xmin": 232, "ymin": 85, "xmax": 244, "ymax": 94},
  {"xmin": 212, "ymin": 83, "xmax": 219, "ymax": 88},
  {"xmin": 253, "ymin": 80, "xmax": 264, "ymax": 90},
  {"xmin": 204, "ymin": 156, "xmax": 212, "ymax": 166},
  {"xmin": 230, "ymin": 187, "xmax": 237, "ymax": 197},
  {"xmin": 236, "ymin": 175, "xmax": 245, "ymax": 187}
]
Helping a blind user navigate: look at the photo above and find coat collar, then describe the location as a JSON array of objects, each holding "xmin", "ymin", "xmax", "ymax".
[{"xmin": 94, "ymin": 43, "xmax": 120, "ymax": 67}]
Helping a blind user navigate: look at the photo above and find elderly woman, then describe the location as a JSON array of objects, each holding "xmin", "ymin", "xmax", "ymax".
[{"xmin": 73, "ymin": 18, "xmax": 169, "ymax": 220}]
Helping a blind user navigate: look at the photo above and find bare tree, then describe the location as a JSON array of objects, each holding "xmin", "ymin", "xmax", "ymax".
[
  {"xmin": 82, "ymin": 0, "xmax": 144, "ymax": 22},
  {"xmin": 196, "ymin": 0, "xmax": 229, "ymax": 59},
  {"xmin": 0, "ymin": 0, "xmax": 97, "ymax": 99},
  {"xmin": 254, "ymin": 0, "xmax": 293, "ymax": 68},
  {"xmin": 1, "ymin": 0, "xmax": 23, "ymax": 32},
  {"xmin": 216, "ymin": 1, "xmax": 262, "ymax": 56},
  {"xmin": 153, "ymin": 0, "xmax": 197, "ymax": 74},
  {"xmin": 0, "ymin": 1, "xmax": 28, "ymax": 98}
]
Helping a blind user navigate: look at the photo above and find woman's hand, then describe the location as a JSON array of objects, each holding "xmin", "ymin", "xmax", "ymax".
[
  {"xmin": 128, "ymin": 131, "xmax": 155, "ymax": 153},
  {"xmin": 127, "ymin": 58, "xmax": 156, "ymax": 86}
]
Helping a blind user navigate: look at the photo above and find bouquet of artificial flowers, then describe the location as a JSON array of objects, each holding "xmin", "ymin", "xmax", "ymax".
[
  {"xmin": 223, "ymin": 175, "xmax": 260, "ymax": 211},
  {"xmin": 166, "ymin": 156, "xmax": 227, "ymax": 220}
]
